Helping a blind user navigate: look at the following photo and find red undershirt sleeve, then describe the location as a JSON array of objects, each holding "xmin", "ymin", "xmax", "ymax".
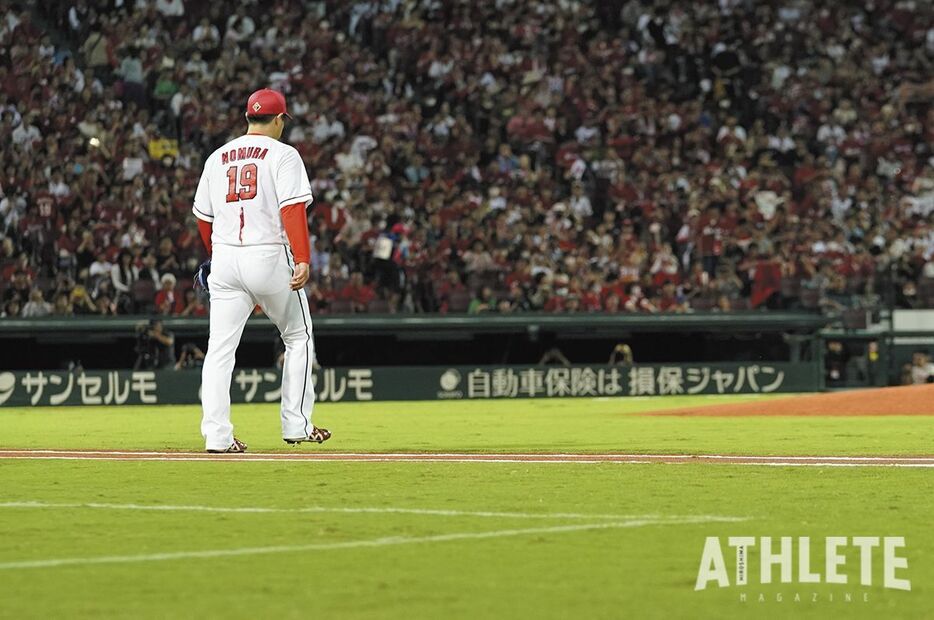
[
  {"xmin": 280, "ymin": 202, "xmax": 311, "ymax": 264},
  {"xmin": 197, "ymin": 219, "xmax": 212, "ymax": 255}
]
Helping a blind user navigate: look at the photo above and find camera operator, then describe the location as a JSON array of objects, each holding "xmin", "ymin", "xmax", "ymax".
[{"xmin": 134, "ymin": 318, "xmax": 176, "ymax": 369}]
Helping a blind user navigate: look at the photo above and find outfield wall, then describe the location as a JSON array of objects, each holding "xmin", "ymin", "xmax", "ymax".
[
  {"xmin": 0, "ymin": 363, "xmax": 818, "ymax": 407},
  {"xmin": 0, "ymin": 313, "xmax": 829, "ymax": 370}
]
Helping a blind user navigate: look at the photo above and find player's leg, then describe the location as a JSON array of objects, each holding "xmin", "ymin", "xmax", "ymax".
[
  {"xmin": 250, "ymin": 246, "xmax": 316, "ymax": 440},
  {"xmin": 200, "ymin": 249, "xmax": 255, "ymax": 451}
]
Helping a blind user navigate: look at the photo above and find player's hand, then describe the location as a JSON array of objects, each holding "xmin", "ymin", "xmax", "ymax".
[{"xmin": 290, "ymin": 262, "xmax": 309, "ymax": 291}]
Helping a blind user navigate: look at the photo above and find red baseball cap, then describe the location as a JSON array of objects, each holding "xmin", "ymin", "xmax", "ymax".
[{"xmin": 246, "ymin": 88, "xmax": 292, "ymax": 119}]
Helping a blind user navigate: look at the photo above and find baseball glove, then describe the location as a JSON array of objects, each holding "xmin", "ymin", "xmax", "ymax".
[{"xmin": 194, "ymin": 259, "xmax": 211, "ymax": 293}]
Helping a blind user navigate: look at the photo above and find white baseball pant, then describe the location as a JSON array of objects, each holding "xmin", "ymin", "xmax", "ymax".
[{"xmin": 200, "ymin": 243, "xmax": 315, "ymax": 450}]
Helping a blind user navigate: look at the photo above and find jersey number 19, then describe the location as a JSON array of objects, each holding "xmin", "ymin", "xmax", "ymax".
[{"xmin": 226, "ymin": 164, "xmax": 258, "ymax": 203}]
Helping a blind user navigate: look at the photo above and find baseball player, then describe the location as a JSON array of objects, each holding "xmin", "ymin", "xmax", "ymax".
[{"xmin": 192, "ymin": 88, "xmax": 330, "ymax": 453}]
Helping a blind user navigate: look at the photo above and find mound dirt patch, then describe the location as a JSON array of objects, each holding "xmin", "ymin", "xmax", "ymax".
[{"xmin": 651, "ymin": 383, "xmax": 934, "ymax": 417}]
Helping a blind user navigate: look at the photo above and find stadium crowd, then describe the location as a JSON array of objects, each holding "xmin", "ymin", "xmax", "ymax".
[{"xmin": 1, "ymin": 0, "xmax": 933, "ymax": 318}]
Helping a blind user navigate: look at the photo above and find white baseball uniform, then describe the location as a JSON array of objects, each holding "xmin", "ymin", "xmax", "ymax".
[{"xmin": 192, "ymin": 133, "xmax": 315, "ymax": 451}]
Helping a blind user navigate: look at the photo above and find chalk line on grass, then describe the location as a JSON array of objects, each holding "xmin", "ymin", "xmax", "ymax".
[
  {"xmin": 0, "ymin": 500, "xmax": 745, "ymax": 523},
  {"xmin": 0, "ymin": 515, "xmax": 745, "ymax": 571},
  {"xmin": 0, "ymin": 450, "xmax": 932, "ymax": 467}
]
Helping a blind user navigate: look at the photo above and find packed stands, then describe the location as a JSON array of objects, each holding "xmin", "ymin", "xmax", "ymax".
[{"xmin": 1, "ymin": 0, "xmax": 932, "ymax": 316}]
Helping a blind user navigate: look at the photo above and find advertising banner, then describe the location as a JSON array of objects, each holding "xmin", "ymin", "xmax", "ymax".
[{"xmin": 0, "ymin": 363, "xmax": 816, "ymax": 407}]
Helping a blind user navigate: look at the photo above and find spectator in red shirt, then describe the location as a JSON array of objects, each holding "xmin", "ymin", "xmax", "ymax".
[
  {"xmin": 698, "ymin": 206, "xmax": 724, "ymax": 277},
  {"xmin": 604, "ymin": 292, "xmax": 622, "ymax": 314},
  {"xmin": 154, "ymin": 273, "xmax": 181, "ymax": 315},
  {"xmin": 650, "ymin": 246, "xmax": 681, "ymax": 287},
  {"xmin": 750, "ymin": 256, "xmax": 784, "ymax": 309},
  {"xmin": 624, "ymin": 284, "xmax": 658, "ymax": 313},
  {"xmin": 179, "ymin": 289, "xmax": 207, "ymax": 317},
  {"xmin": 339, "ymin": 272, "xmax": 377, "ymax": 313},
  {"xmin": 656, "ymin": 282, "xmax": 689, "ymax": 313},
  {"xmin": 435, "ymin": 269, "xmax": 466, "ymax": 312},
  {"xmin": 580, "ymin": 282, "xmax": 602, "ymax": 312}
]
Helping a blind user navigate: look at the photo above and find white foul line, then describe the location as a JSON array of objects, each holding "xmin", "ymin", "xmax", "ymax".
[
  {"xmin": 2, "ymin": 450, "xmax": 931, "ymax": 467},
  {"xmin": 0, "ymin": 500, "xmax": 746, "ymax": 523},
  {"xmin": 1, "ymin": 455, "xmax": 932, "ymax": 467},
  {"xmin": 0, "ymin": 515, "xmax": 745, "ymax": 571},
  {"xmin": 6, "ymin": 450, "xmax": 933, "ymax": 461}
]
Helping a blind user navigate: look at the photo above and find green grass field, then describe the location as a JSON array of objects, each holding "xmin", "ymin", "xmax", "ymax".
[{"xmin": 1, "ymin": 396, "xmax": 932, "ymax": 619}]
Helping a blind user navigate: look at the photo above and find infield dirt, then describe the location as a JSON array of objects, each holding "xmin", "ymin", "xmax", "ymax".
[{"xmin": 649, "ymin": 383, "xmax": 934, "ymax": 417}]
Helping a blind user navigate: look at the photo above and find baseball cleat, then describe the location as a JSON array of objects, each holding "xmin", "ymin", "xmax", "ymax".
[
  {"xmin": 207, "ymin": 437, "xmax": 248, "ymax": 453},
  {"xmin": 284, "ymin": 427, "xmax": 331, "ymax": 444}
]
